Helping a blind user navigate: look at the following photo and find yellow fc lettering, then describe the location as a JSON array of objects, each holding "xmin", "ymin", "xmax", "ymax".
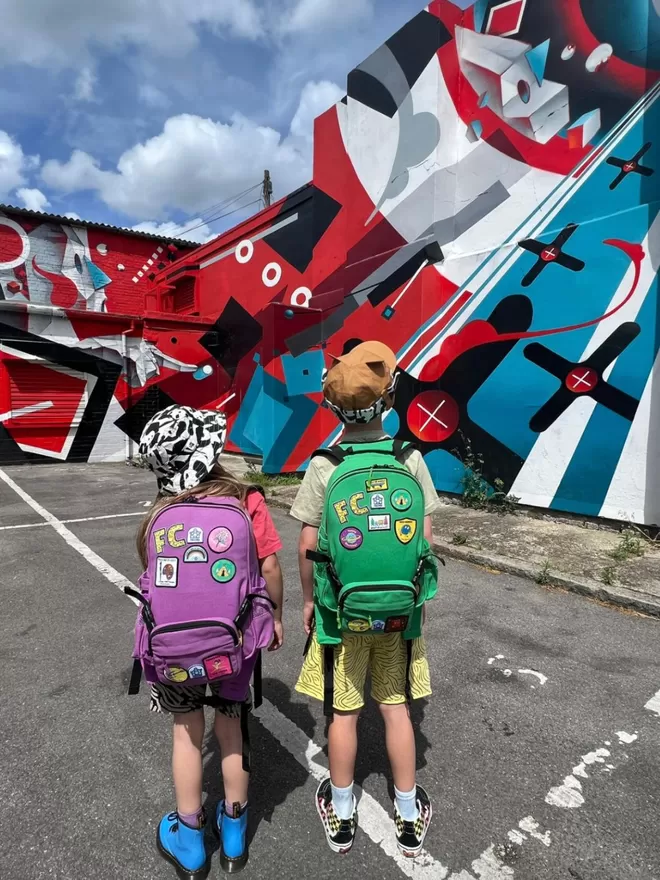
[
  {"xmin": 349, "ymin": 493, "xmax": 368, "ymax": 516},
  {"xmin": 168, "ymin": 525, "xmax": 186, "ymax": 548},
  {"xmin": 333, "ymin": 500, "xmax": 349, "ymax": 524},
  {"xmin": 154, "ymin": 529, "xmax": 167, "ymax": 554}
]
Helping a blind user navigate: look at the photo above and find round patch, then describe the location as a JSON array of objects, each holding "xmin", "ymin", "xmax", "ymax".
[
  {"xmin": 208, "ymin": 527, "xmax": 233, "ymax": 553},
  {"xmin": 348, "ymin": 619, "xmax": 370, "ymax": 633},
  {"xmin": 339, "ymin": 527, "xmax": 363, "ymax": 551},
  {"xmin": 211, "ymin": 559, "xmax": 236, "ymax": 583},
  {"xmin": 164, "ymin": 666, "xmax": 189, "ymax": 683},
  {"xmin": 391, "ymin": 489, "xmax": 412, "ymax": 512}
]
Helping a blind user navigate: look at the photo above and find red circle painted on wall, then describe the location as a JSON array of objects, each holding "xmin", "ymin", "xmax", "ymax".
[
  {"xmin": 565, "ymin": 367, "xmax": 599, "ymax": 394},
  {"xmin": 407, "ymin": 391, "xmax": 460, "ymax": 443},
  {"xmin": 540, "ymin": 246, "xmax": 559, "ymax": 262},
  {"xmin": 0, "ymin": 223, "xmax": 26, "ymax": 266}
]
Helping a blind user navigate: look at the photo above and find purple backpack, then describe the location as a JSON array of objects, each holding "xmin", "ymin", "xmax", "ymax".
[{"xmin": 128, "ymin": 495, "xmax": 275, "ymax": 702}]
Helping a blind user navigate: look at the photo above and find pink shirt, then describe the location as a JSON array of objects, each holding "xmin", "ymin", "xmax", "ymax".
[{"xmin": 245, "ymin": 491, "xmax": 282, "ymax": 561}]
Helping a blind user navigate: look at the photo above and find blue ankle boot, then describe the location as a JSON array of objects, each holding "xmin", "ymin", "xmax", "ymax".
[
  {"xmin": 215, "ymin": 801, "xmax": 249, "ymax": 873},
  {"xmin": 157, "ymin": 811, "xmax": 211, "ymax": 880}
]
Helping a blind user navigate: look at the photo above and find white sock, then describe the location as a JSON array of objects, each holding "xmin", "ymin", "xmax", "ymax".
[
  {"xmin": 395, "ymin": 785, "xmax": 419, "ymax": 822},
  {"xmin": 330, "ymin": 782, "xmax": 354, "ymax": 820}
]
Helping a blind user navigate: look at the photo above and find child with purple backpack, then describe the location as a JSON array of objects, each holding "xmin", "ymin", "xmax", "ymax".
[{"xmin": 129, "ymin": 405, "xmax": 284, "ymax": 878}]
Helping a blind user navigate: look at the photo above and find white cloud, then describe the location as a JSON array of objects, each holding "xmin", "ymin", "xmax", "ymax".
[
  {"xmin": 74, "ymin": 66, "xmax": 96, "ymax": 101},
  {"xmin": 0, "ymin": 130, "xmax": 38, "ymax": 200},
  {"xmin": 290, "ymin": 80, "xmax": 344, "ymax": 142},
  {"xmin": 64, "ymin": 211, "xmax": 81, "ymax": 220},
  {"xmin": 132, "ymin": 218, "xmax": 215, "ymax": 243},
  {"xmin": 42, "ymin": 79, "xmax": 343, "ymax": 220},
  {"xmin": 0, "ymin": 0, "xmax": 264, "ymax": 68},
  {"xmin": 16, "ymin": 187, "xmax": 51, "ymax": 212},
  {"xmin": 280, "ymin": 0, "xmax": 374, "ymax": 35}
]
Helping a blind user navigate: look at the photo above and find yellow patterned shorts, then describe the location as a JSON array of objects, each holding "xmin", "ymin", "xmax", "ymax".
[{"xmin": 295, "ymin": 631, "xmax": 431, "ymax": 712}]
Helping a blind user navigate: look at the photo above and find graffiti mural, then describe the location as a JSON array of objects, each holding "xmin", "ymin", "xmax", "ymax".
[
  {"xmin": 2, "ymin": 1, "xmax": 659, "ymax": 526},
  {"xmin": 0, "ymin": 210, "xmax": 196, "ymax": 462}
]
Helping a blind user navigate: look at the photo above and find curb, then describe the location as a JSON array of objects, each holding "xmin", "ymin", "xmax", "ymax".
[
  {"xmin": 268, "ymin": 492, "xmax": 660, "ymax": 619},
  {"xmin": 431, "ymin": 540, "xmax": 660, "ymax": 619}
]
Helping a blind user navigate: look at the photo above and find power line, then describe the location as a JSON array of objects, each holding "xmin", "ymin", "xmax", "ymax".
[
  {"xmin": 174, "ymin": 183, "xmax": 262, "ymax": 240},
  {"xmin": 179, "ymin": 198, "xmax": 263, "ymax": 238}
]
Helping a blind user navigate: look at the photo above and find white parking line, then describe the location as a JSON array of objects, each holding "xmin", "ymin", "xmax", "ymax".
[
  {"xmin": 0, "ymin": 511, "xmax": 144, "ymax": 531},
  {"xmin": 0, "ymin": 468, "xmax": 138, "ymax": 601},
  {"xmin": 0, "ymin": 465, "xmax": 446, "ymax": 878}
]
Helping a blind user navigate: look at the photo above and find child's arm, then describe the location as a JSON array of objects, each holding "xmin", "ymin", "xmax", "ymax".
[
  {"xmin": 298, "ymin": 524, "xmax": 319, "ymax": 634},
  {"xmin": 424, "ymin": 515, "xmax": 433, "ymax": 543},
  {"xmin": 260, "ymin": 553, "xmax": 284, "ymax": 651}
]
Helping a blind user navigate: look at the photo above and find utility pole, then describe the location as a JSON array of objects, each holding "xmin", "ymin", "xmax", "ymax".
[{"xmin": 262, "ymin": 170, "xmax": 272, "ymax": 208}]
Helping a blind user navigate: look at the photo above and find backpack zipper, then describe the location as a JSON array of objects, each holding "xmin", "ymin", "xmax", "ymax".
[
  {"xmin": 338, "ymin": 584, "xmax": 417, "ymax": 608},
  {"xmin": 149, "ymin": 620, "xmax": 239, "ymax": 652}
]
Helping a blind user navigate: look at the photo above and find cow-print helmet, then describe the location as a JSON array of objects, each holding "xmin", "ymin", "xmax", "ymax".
[{"xmin": 139, "ymin": 405, "xmax": 227, "ymax": 496}]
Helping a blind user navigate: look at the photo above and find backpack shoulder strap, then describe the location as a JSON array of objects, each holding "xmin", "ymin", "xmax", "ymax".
[
  {"xmin": 311, "ymin": 446, "xmax": 348, "ymax": 464},
  {"xmin": 392, "ymin": 439, "xmax": 416, "ymax": 462}
]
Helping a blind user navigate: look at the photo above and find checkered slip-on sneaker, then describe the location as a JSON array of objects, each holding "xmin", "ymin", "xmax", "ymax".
[
  {"xmin": 394, "ymin": 785, "xmax": 432, "ymax": 858},
  {"xmin": 315, "ymin": 778, "xmax": 357, "ymax": 855}
]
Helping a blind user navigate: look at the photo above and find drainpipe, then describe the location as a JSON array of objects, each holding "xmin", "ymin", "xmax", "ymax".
[{"xmin": 122, "ymin": 322, "xmax": 138, "ymax": 463}]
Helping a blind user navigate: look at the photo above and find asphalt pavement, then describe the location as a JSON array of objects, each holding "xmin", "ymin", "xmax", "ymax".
[{"xmin": 1, "ymin": 463, "xmax": 659, "ymax": 880}]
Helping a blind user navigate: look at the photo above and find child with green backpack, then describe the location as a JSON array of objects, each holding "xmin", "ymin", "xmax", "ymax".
[{"xmin": 290, "ymin": 341, "xmax": 440, "ymax": 858}]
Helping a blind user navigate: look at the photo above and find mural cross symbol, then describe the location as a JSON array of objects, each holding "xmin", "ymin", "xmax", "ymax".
[
  {"xmin": 419, "ymin": 400, "xmax": 449, "ymax": 431},
  {"xmin": 606, "ymin": 142, "xmax": 654, "ymax": 190},
  {"xmin": 518, "ymin": 223, "xmax": 586, "ymax": 287},
  {"xmin": 523, "ymin": 324, "xmax": 641, "ymax": 433}
]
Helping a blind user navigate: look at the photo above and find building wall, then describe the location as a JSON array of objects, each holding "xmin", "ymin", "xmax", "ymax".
[
  {"xmin": 0, "ymin": 209, "xmax": 200, "ymax": 464},
  {"xmin": 3, "ymin": 1, "xmax": 659, "ymax": 526},
  {"xmin": 154, "ymin": 0, "xmax": 658, "ymax": 524}
]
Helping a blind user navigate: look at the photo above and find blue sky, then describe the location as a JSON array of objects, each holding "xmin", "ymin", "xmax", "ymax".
[{"xmin": 0, "ymin": 0, "xmax": 426, "ymax": 241}]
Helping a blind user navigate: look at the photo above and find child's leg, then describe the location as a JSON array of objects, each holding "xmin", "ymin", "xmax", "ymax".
[
  {"xmin": 213, "ymin": 711, "xmax": 249, "ymax": 806},
  {"xmin": 378, "ymin": 702, "xmax": 416, "ymax": 793},
  {"xmin": 328, "ymin": 709, "xmax": 360, "ymax": 787},
  {"xmin": 172, "ymin": 709, "xmax": 206, "ymax": 818}
]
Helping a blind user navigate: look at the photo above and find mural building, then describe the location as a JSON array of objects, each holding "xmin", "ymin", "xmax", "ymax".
[{"xmin": 0, "ymin": 0, "xmax": 658, "ymax": 525}]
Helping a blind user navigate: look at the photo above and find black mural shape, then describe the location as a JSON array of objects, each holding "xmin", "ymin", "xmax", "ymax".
[
  {"xmin": 0, "ymin": 319, "xmax": 121, "ymax": 464},
  {"xmin": 524, "ymin": 323, "xmax": 641, "ymax": 433},
  {"xmin": 391, "ymin": 295, "xmax": 534, "ymax": 492},
  {"xmin": 606, "ymin": 143, "xmax": 655, "ymax": 190},
  {"xmin": 367, "ymin": 241, "xmax": 444, "ymax": 309},
  {"xmin": 347, "ymin": 11, "xmax": 450, "ymax": 118},
  {"xmin": 266, "ymin": 184, "xmax": 341, "ymax": 274},
  {"xmin": 114, "ymin": 386, "xmax": 178, "ymax": 444},
  {"xmin": 518, "ymin": 223, "xmax": 586, "ymax": 287},
  {"xmin": 200, "ymin": 296, "xmax": 263, "ymax": 379}
]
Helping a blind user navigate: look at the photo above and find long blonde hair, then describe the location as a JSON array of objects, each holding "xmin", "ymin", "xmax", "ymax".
[{"xmin": 137, "ymin": 463, "xmax": 257, "ymax": 568}]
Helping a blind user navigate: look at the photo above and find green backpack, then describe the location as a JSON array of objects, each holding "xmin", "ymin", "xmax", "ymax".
[{"xmin": 308, "ymin": 440, "xmax": 439, "ymax": 711}]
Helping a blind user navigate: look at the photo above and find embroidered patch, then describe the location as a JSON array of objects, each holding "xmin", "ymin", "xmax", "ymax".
[
  {"xmin": 188, "ymin": 664, "xmax": 206, "ymax": 680},
  {"xmin": 208, "ymin": 527, "xmax": 233, "ymax": 554},
  {"xmin": 187, "ymin": 526, "xmax": 204, "ymax": 544},
  {"xmin": 395, "ymin": 518, "xmax": 417, "ymax": 544},
  {"xmin": 155, "ymin": 557, "xmax": 179, "ymax": 588},
  {"xmin": 366, "ymin": 478, "xmax": 388, "ymax": 492},
  {"xmin": 368, "ymin": 514, "xmax": 391, "ymax": 531},
  {"xmin": 385, "ymin": 616, "xmax": 409, "ymax": 633},
  {"xmin": 371, "ymin": 620, "xmax": 386, "ymax": 632},
  {"xmin": 347, "ymin": 619, "xmax": 371, "ymax": 633},
  {"xmin": 349, "ymin": 492, "xmax": 369, "ymax": 516},
  {"xmin": 184, "ymin": 546, "xmax": 208, "ymax": 563},
  {"xmin": 154, "ymin": 525, "xmax": 185, "ymax": 553},
  {"xmin": 339, "ymin": 527, "xmax": 363, "ymax": 550},
  {"xmin": 164, "ymin": 666, "xmax": 189, "ymax": 683},
  {"xmin": 204, "ymin": 654, "xmax": 233, "ymax": 680},
  {"xmin": 370, "ymin": 493, "xmax": 386, "ymax": 509},
  {"xmin": 391, "ymin": 489, "xmax": 413, "ymax": 512},
  {"xmin": 333, "ymin": 500, "xmax": 349, "ymax": 524},
  {"xmin": 211, "ymin": 559, "xmax": 236, "ymax": 583}
]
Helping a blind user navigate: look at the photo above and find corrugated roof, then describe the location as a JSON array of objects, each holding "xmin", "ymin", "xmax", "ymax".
[{"xmin": 0, "ymin": 204, "xmax": 200, "ymax": 248}]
